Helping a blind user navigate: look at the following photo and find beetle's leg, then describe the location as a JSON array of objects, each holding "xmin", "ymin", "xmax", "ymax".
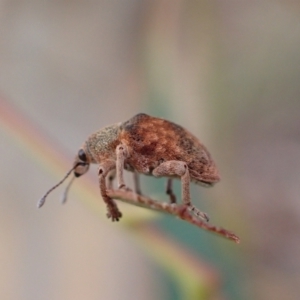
[
  {"xmin": 153, "ymin": 161, "xmax": 209, "ymax": 222},
  {"xmin": 98, "ymin": 161, "xmax": 122, "ymax": 222},
  {"xmin": 133, "ymin": 170, "xmax": 142, "ymax": 195},
  {"xmin": 166, "ymin": 178, "xmax": 176, "ymax": 204},
  {"xmin": 106, "ymin": 170, "xmax": 116, "ymax": 190},
  {"xmin": 116, "ymin": 144, "xmax": 132, "ymax": 191}
]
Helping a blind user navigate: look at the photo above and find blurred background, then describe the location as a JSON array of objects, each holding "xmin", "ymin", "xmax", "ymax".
[{"xmin": 1, "ymin": 1, "xmax": 300, "ymax": 299}]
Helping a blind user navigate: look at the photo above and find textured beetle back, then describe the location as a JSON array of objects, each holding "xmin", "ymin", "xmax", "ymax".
[{"xmin": 120, "ymin": 114, "xmax": 220, "ymax": 185}]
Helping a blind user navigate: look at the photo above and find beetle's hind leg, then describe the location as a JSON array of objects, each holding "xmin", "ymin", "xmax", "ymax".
[
  {"xmin": 166, "ymin": 178, "xmax": 176, "ymax": 204},
  {"xmin": 153, "ymin": 161, "xmax": 209, "ymax": 222}
]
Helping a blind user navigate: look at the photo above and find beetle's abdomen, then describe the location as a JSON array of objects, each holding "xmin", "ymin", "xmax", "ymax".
[{"xmin": 119, "ymin": 114, "xmax": 219, "ymax": 184}]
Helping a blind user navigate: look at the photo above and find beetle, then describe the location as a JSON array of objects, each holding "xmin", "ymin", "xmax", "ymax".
[{"xmin": 38, "ymin": 113, "xmax": 220, "ymax": 222}]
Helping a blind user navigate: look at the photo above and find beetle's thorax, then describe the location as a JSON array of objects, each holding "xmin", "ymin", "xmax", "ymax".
[{"xmin": 85, "ymin": 123, "xmax": 121, "ymax": 163}]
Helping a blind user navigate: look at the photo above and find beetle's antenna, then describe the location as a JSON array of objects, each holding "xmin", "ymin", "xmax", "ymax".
[
  {"xmin": 37, "ymin": 163, "xmax": 81, "ymax": 208},
  {"xmin": 61, "ymin": 175, "xmax": 76, "ymax": 204}
]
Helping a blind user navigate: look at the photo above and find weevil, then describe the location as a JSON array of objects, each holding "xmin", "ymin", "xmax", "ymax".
[{"xmin": 38, "ymin": 113, "xmax": 220, "ymax": 222}]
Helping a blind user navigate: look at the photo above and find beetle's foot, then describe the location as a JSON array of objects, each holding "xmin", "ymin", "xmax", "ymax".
[
  {"xmin": 176, "ymin": 204, "xmax": 209, "ymax": 222},
  {"xmin": 188, "ymin": 204, "xmax": 209, "ymax": 222},
  {"xmin": 106, "ymin": 205, "xmax": 122, "ymax": 222},
  {"xmin": 118, "ymin": 184, "xmax": 133, "ymax": 192}
]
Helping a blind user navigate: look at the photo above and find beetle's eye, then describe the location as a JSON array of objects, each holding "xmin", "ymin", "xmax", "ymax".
[{"xmin": 78, "ymin": 149, "xmax": 87, "ymax": 162}]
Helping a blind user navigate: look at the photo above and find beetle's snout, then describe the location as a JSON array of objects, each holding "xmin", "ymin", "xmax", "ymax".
[
  {"xmin": 74, "ymin": 163, "xmax": 89, "ymax": 177},
  {"xmin": 74, "ymin": 148, "xmax": 90, "ymax": 177}
]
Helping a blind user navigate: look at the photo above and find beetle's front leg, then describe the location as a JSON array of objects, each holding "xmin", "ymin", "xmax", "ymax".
[
  {"xmin": 153, "ymin": 160, "xmax": 209, "ymax": 222},
  {"xmin": 98, "ymin": 160, "xmax": 122, "ymax": 221},
  {"xmin": 116, "ymin": 144, "xmax": 131, "ymax": 191}
]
